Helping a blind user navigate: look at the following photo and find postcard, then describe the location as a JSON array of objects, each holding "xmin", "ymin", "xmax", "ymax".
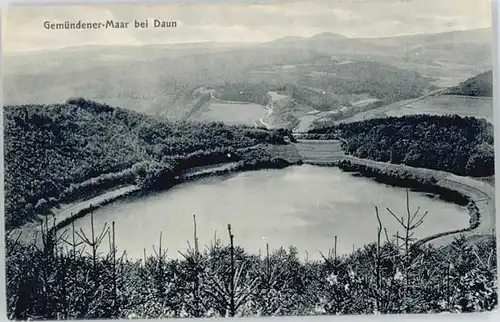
[{"xmin": 2, "ymin": 0, "xmax": 497, "ymax": 319}]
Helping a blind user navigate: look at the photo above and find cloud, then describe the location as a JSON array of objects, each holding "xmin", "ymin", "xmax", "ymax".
[{"xmin": 2, "ymin": 0, "xmax": 492, "ymax": 52}]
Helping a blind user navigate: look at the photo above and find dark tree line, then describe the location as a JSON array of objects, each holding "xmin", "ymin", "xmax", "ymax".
[
  {"xmin": 3, "ymin": 99, "xmax": 291, "ymax": 229},
  {"xmin": 309, "ymin": 115, "xmax": 494, "ymax": 177}
]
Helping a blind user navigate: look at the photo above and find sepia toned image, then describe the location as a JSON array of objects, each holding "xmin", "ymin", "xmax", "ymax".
[{"xmin": 1, "ymin": 0, "xmax": 497, "ymax": 319}]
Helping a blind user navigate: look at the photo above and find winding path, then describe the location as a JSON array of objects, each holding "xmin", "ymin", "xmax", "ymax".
[
  {"xmin": 259, "ymin": 91, "xmax": 289, "ymax": 129},
  {"xmin": 259, "ymin": 103, "xmax": 273, "ymax": 128}
]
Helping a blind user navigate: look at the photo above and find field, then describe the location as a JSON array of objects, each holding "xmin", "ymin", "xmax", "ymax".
[
  {"xmin": 261, "ymin": 143, "xmax": 303, "ymax": 163},
  {"xmin": 194, "ymin": 102, "xmax": 266, "ymax": 126},
  {"xmin": 294, "ymin": 140, "xmax": 344, "ymax": 163},
  {"xmin": 386, "ymin": 95, "xmax": 493, "ymax": 122},
  {"xmin": 326, "ymin": 93, "xmax": 493, "ymax": 126}
]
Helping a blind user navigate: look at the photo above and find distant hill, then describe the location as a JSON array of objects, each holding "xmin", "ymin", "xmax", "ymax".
[
  {"xmin": 3, "ymin": 42, "xmax": 435, "ymax": 118},
  {"xmin": 445, "ymin": 70, "xmax": 493, "ymax": 97},
  {"xmin": 268, "ymin": 28, "xmax": 492, "ymax": 64},
  {"xmin": 309, "ymin": 32, "xmax": 348, "ymax": 40},
  {"xmin": 360, "ymin": 28, "xmax": 492, "ymax": 47},
  {"xmin": 3, "ymin": 28, "xmax": 492, "ymax": 119}
]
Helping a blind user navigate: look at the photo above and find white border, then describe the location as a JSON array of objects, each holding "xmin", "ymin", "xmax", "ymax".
[{"xmin": 0, "ymin": 1, "xmax": 499, "ymax": 322}]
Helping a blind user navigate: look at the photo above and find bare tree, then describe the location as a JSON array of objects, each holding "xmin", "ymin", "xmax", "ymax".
[
  {"xmin": 203, "ymin": 223, "xmax": 259, "ymax": 317},
  {"xmin": 75, "ymin": 211, "xmax": 109, "ymax": 278},
  {"xmin": 386, "ymin": 189, "xmax": 428, "ymax": 299}
]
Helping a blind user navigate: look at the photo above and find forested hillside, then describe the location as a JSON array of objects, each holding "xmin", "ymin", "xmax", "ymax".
[
  {"xmin": 3, "ymin": 99, "xmax": 290, "ymax": 229},
  {"xmin": 308, "ymin": 115, "xmax": 494, "ymax": 177},
  {"xmin": 296, "ymin": 61, "xmax": 434, "ymax": 102},
  {"xmin": 445, "ymin": 70, "xmax": 493, "ymax": 97},
  {"xmin": 213, "ymin": 83, "xmax": 272, "ymax": 105}
]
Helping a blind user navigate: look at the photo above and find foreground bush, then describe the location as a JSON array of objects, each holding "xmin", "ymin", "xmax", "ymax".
[{"xmin": 6, "ymin": 203, "xmax": 497, "ymax": 319}]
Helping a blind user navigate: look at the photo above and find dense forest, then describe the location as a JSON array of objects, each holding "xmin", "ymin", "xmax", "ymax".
[
  {"xmin": 303, "ymin": 61, "xmax": 435, "ymax": 103},
  {"xmin": 209, "ymin": 61, "xmax": 434, "ymax": 113},
  {"xmin": 3, "ymin": 98, "xmax": 291, "ymax": 229},
  {"xmin": 284, "ymin": 85, "xmax": 351, "ymax": 111},
  {"xmin": 308, "ymin": 115, "xmax": 494, "ymax": 177},
  {"xmin": 445, "ymin": 70, "xmax": 493, "ymax": 97}
]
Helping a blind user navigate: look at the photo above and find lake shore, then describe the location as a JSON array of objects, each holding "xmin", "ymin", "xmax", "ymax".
[
  {"xmin": 14, "ymin": 153, "xmax": 293, "ymax": 247},
  {"xmin": 305, "ymin": 155, "xmax": 495, "ymax": 246},
  {"xmin": 14, "ymin": 141, "xmax": 494, "ymax": 252}
]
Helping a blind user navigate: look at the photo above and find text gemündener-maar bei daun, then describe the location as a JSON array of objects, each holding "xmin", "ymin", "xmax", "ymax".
[{"xmin": 44, "ymin": 19, "xmax": 178, "ymax": 30}]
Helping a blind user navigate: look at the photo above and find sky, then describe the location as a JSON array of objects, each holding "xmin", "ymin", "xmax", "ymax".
[{"xmin": 1, "ymin": 0, "xmax": 493, "ymax": 52}]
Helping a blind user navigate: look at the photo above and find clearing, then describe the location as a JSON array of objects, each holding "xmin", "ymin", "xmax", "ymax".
[
  {"xmin": 331, "ymin": 90, "xmax": 493, "ymax": 125},
  {"xmin": 386, "ymin": 95, "xmax": 493, "ymax": 122}
]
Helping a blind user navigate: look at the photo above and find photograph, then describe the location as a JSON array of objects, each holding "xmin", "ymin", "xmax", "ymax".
[{"xmin": 1, "ymin": 0, "xmax": 497, "ymax": 319}]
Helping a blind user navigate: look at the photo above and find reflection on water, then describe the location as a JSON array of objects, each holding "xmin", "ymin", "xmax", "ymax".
[{"xmin": 71, "ymin": 165, "xmax": 468, "ymax": 261}]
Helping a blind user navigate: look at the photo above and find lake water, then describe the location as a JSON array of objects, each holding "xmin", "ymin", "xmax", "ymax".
[
  {"xmin": 197, "ymin": 91, "xmax": 287, "ymax": 126},
  {"xmin": 71, "ymin": 165, "xmax": 469, "ymax": 261},
  {"xmin": 198, "ymin": 102, "xmax": 264, "ymax": 126}
]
